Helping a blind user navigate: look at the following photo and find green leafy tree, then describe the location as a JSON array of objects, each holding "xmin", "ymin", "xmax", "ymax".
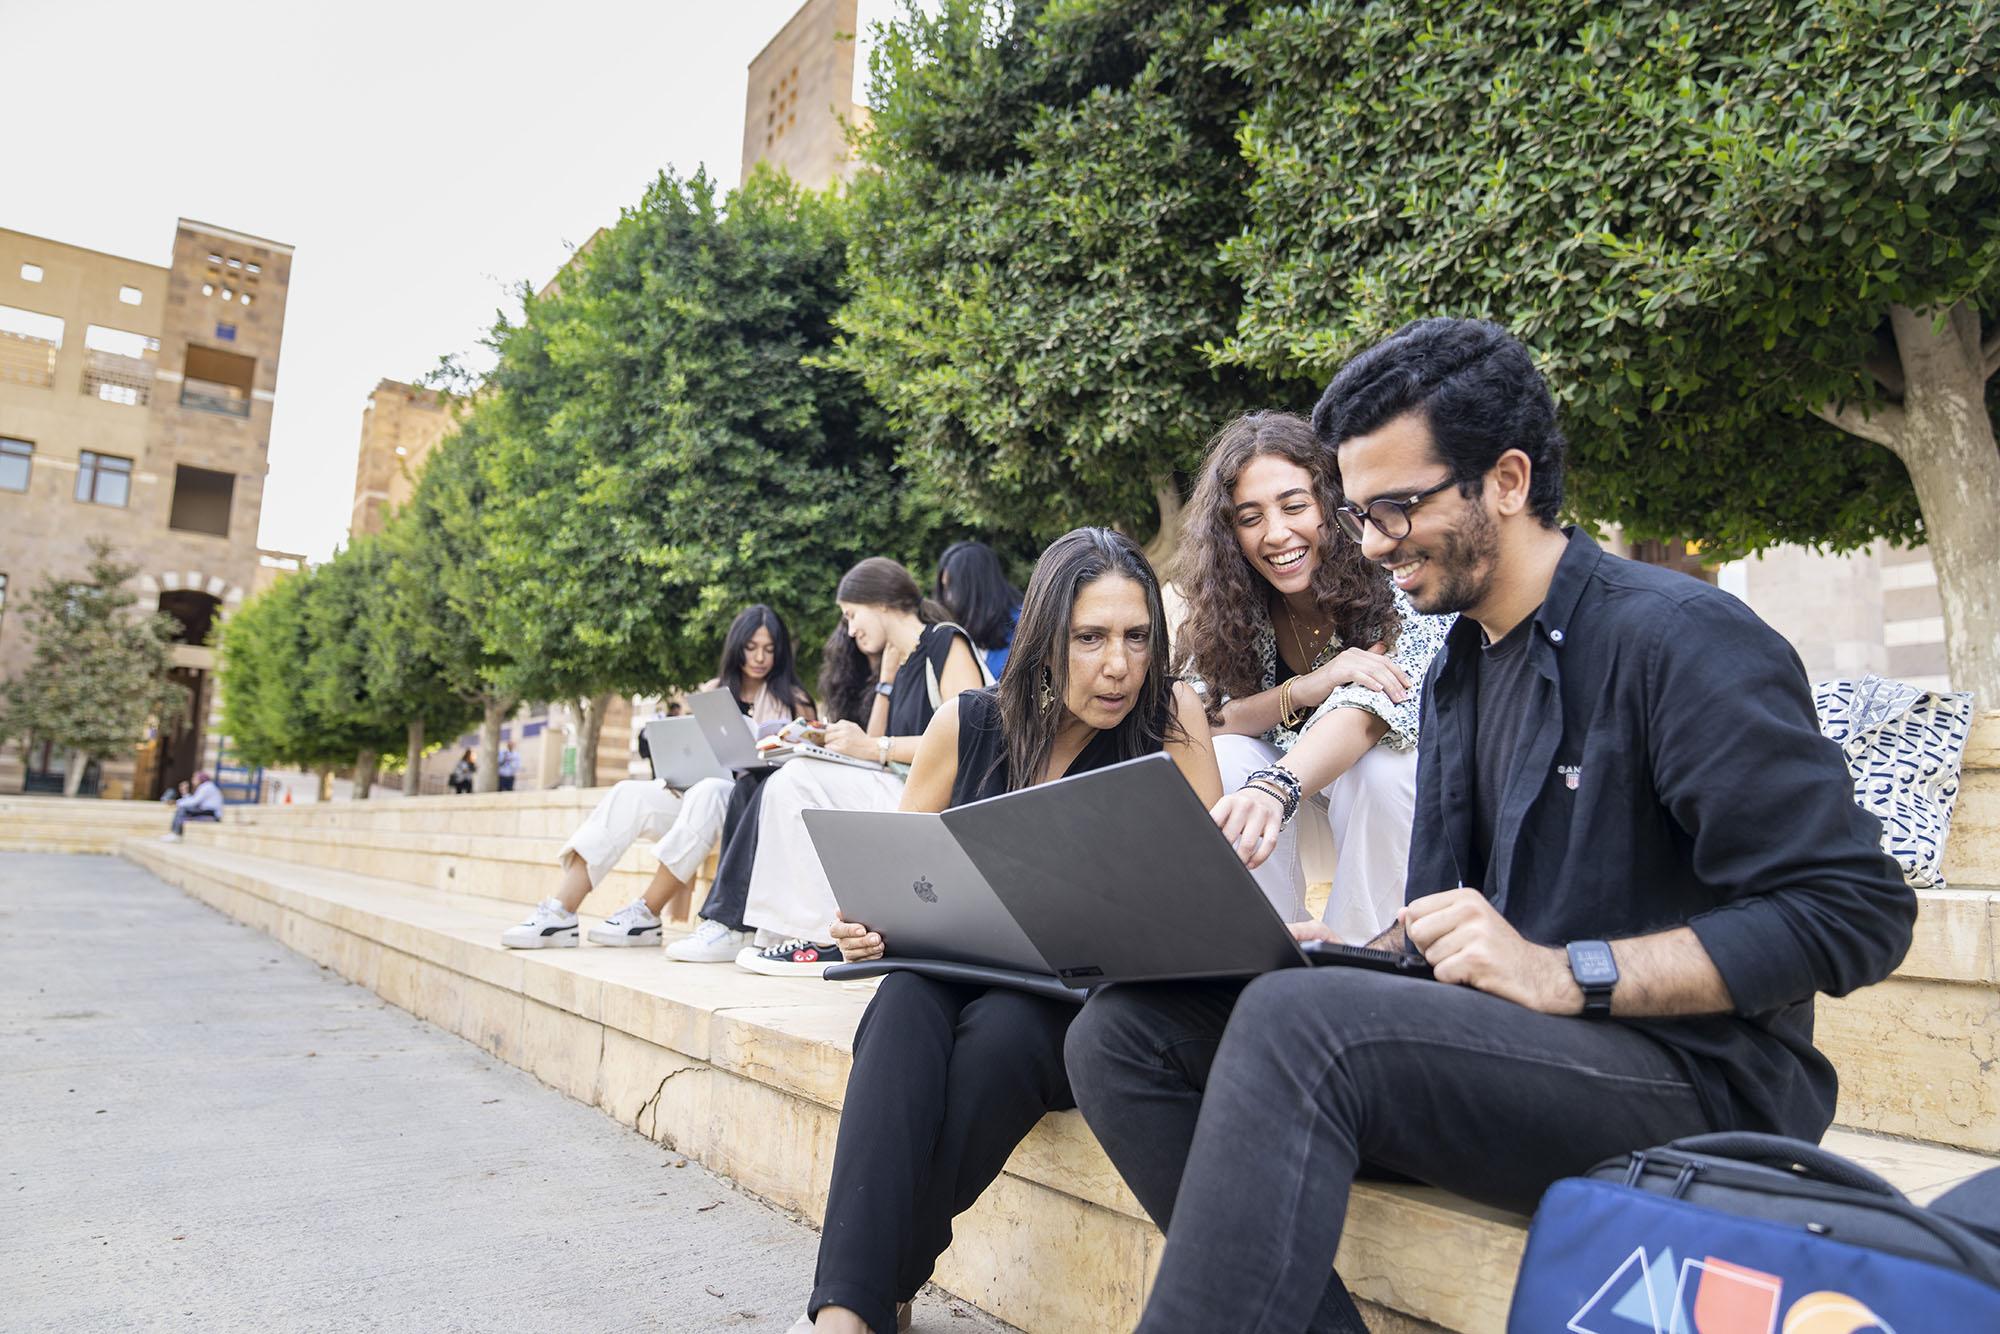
[
  {"xmin": 837, "ymin": 0, "xmax": 1314, "ymax": 570},
  {"xmin": 299, "ymin": 540, "xmax": 414, "ymax": 798},
  {"xmin": 1, "ymin": 542, "xmax": 188, "ymax": 797},
  {"xmin": 218, "ymin": 569, "xmax": 316, "ymax": 773},
  {"xmin": 477, "ymin": 168, "xmax": 932, "ymax": 729},
  {"xmin": 380, "ymin": 423, "xmax": 527, "ymax": 793},
  {"xmin": 1217, "ymin": 0, "xmax": 2000, "ymax": 696}
]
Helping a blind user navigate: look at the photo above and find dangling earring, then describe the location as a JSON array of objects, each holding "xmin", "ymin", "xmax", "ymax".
[{"xmin": 1038, "ymin": 668, "xmax": 1056, "ymax": 714}]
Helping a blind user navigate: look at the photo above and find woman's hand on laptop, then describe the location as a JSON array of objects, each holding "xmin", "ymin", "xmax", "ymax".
[
  {"xmin": 1210, "ymin": 788, "xmax": 1284, "ymax": 869},
  {"xmin": 830, "ymin": 912, "xmax": 885, "ymax": 962},
  {"xmin": 822, "ymin": 720, "xmax": 877, "ymax": 760},
  {"xmin": 1288, "ymin": 920, "xmax": 1342, "ymax": 945}
]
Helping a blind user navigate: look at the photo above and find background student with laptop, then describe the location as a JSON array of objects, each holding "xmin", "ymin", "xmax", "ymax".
[
  {"xmin": 729, "ymin": 557, "xmax": 991, "ymax": 975},
  {"xmin": 786, "ymin": 528, "xmax": 1226, "ymax": 1334},
  {"xmin": 499, "ymin": 604, "xmax": 815, "ymax": 950}
]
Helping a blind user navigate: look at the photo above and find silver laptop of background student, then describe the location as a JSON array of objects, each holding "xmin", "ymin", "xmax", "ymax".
[
  {"xmin": 642, "ymin": 719, "xmax": 732, "ymax": 789},
  {"xmin": 684, "ymin": 689, "xmax": 773, "ymax": 770}
]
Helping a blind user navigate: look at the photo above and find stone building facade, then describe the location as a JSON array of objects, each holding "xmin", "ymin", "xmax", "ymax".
[
  {"xmin": 348, "ymin": 379, "xmax": 458, "ymax": 539},
  {"xmin": 743, "ymin": 0, "xmax": 868, "ymax": 191},
  {"xmin": 0, "ymin": 218, "xmax": 295, "ymax": 797}
]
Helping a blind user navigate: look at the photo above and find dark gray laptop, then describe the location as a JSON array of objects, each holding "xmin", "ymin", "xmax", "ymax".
[
  {"xmin": 642, "ymin": 690, "xmax": 774, "ymax": 788},
  {"xmin": 803, "ymin": 753, "xmax": 1430, "ymax": 999}
]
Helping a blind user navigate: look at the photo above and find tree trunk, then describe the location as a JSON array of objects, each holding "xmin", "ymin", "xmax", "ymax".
[
  {"xmin": 577, "ymin": 691, "xmax": 614, "ymax": 789},
  {"xmin": 403, "ymin": 719, "xmax": 425, "ymax": 796},
  {"xmin": 1142, "ymin": 478, "xmax": 1186, "ymax": 584},
  {"xmin": 353, "ymin": 749, "xmax": 379, "ymax": 800},
  {"xmin": 1816, "ymin": 302, "xmax": 2000, "ymax": 705},
  {"xmin": 317, "ymin": 768, "xmax": 333, "ymax": 802},
  {"xmin": 475, "ymin": 698, "xmax": 510, "ymax": 794},
  {"xmin": 63, "ymin": 748, "xmax": 88, "ymax": 798}
]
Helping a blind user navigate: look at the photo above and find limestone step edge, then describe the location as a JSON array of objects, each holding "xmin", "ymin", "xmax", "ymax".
[{"xmin": 118, "ymin": 838, "xmax": 2000, "ymax": 1334}]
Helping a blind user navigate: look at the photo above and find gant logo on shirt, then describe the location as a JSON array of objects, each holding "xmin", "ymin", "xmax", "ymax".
[{"xmin": 1557, "ymin": 764, "xmax": 1582, "ymax": 791}]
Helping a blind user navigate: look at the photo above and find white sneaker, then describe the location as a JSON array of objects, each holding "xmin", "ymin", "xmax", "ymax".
[
  {"xmin": 665, "ymin": 917, "xmax": 753, "ymax": 963},
  {"xmin": 735, "ymin": 937, "xmax": 843, "ymax": 978},
  {"xmin": 501, "ymin": 897, "xmax": 579, "ymax": 949},
  {"xmin": 587, "ymin": 899, "xmax": 662, "ymax": 947}
]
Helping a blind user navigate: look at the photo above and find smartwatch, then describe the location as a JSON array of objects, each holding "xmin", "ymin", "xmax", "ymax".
[
  {"xmin": 1566, "ymin": 940, "xmax": 1619, "ymax": 1018},
  {"xmin": 874, "ymin": 682, "xmax": 894, "ymax": 697}
]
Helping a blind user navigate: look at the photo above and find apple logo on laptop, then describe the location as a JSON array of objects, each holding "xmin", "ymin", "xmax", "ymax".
[{"xmin": 913, "ymin": 875, "xmax": 937, "ymax": 904}]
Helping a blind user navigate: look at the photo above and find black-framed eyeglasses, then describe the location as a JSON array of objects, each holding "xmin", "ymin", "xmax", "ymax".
[{"xmin": 1332, "ymin": 477, "xmax": 1458, "ymax": 543}]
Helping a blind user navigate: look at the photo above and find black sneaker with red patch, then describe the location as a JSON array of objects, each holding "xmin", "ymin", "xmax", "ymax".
[{"xmin": 735, "ymin": 937, "xmax": 845, "ymax": 978}]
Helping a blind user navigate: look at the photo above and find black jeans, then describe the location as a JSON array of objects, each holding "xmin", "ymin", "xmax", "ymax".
[
  {"xmin": 698, "ymin": 768, "xmax": 772, "ymax": 932},
  {"xmin": 810, "ymin": 973, "xmax": 1077, "ymax": 1334},
  {"xmin": 1065, "ymin": 968, "xmax": 1716, "ymax": 1334}
]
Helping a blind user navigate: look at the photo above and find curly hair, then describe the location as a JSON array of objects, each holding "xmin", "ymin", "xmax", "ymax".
[{"xmin": 1173, "ymin": 410, "xmax": 1398, "ymax": 723}]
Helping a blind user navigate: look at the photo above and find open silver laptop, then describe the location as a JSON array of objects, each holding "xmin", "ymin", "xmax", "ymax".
[{"xmin": 804, "ymin": 753, "xmax": 1431, "ymax": 999}]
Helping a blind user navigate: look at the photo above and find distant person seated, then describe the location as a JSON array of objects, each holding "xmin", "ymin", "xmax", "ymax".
[
  {"xmin": 163, "ymin": 772, "xmax": 223, "ymax": 840},
  {"xmin": 159, "ymin": 780, "xmax": 191, "ymax": 804},
  {"xmin": 934, "ymin": 539, "xmax": 1022, "ymax": 679},
  {"xmin": 448, "ymin": 750, "xmax": 475, "ymax": 795},
  {"xmin": 1064, "ymin": 318, "xmax": 1919, "ymax": 1333},
  {"xmin": 729, "ymin": 557, "xmax": 987, "ymax": 976},
  {"xmin": 496, "ymin": 742, "xmax": 520, "ymax": 792},
  {"xmin": 501, "ymin": 605, "xmax": 815, "ymax": 951},
  {"xmin": 790, "ymin": 528, "xmax": 1225, "ymax": 1334},
  {"xmin": 1175, "ymin": 411, "xmax": 1452, "ymax": 943},
  {"xmin": 667, "ymin": 620, "xmax": 880, "ymax": 963}
]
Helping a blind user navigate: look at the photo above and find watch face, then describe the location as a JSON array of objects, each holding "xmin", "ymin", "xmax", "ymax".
[{"xmin": 1570, "ymin": 941, "xmax": 1617, "ymax": 985}]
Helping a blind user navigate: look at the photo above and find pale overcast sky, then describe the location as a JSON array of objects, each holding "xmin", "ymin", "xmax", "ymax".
[{"xmin": 4, "ymin": 0, "xmax": 869, "ymax": 562}]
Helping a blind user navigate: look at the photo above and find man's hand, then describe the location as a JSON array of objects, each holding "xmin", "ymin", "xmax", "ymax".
[
  {"xmin": 830, "ymin": 912, "xmax": 884, "ymax": 962},
  {"xmin": 1209, "ymin": 787, "xmax": 1284, "ymax": 869},
  {"xmin": 1403, "ymin": 888, "xmax": 1581, "ymax": 1014},
  {"xmin": 823, "ymin": 719, "xmax": 878, "ymax": 760}
]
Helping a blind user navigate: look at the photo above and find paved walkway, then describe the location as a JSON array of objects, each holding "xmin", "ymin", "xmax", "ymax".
[{"xmin": 1, "ymin": 853, "xmax": 1012, "ymax": 1333}]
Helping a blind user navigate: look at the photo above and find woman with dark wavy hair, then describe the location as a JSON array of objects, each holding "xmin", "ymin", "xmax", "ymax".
[
  {"xmin": 792, "ymin": 528, "xmax": 1223, "ymax": 1334},
  {"xmin": 1176, "ymin": 410, "xmax": 1452, "ymax": 942},
  {"xmin": 503, "ymin": 604, "xmax": 815, "ymax": 952}
]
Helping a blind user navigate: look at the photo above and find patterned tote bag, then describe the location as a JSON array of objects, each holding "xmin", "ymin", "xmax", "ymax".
[{"xmin": 1813, "ymin": 674, "xmax": 1975, "ymax": 889}]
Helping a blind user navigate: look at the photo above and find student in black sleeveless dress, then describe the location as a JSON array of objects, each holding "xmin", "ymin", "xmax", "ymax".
[{"xmin": 792, "ymin": 530, "xmax": 1228, "ymax": 1334}]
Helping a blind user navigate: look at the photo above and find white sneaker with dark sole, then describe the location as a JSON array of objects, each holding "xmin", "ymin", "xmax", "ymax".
[
  {"xmin": 665, "ymin": 918, "xmax": 753, "ymax": 962},
  {"xmin": 587, "ymin": 899, "xmax": 662, "ymax": 947},
  {"xmin": 501, "ymin": 897, "xmax": 579, "ymax": 949},
  {"xmin": 735, "ymin": 937, "xmax": 843, "ymax": 978}
]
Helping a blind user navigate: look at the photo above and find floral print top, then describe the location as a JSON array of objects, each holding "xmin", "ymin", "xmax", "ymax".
[{"xmin": 1188, "ymin": 586, "xmax": 1454, "ymax": 753}]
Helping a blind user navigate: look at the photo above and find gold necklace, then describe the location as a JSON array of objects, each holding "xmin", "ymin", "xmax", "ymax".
[{"xmin": 1282, "ymin": 599, "xmax": 1329, "ymax": 669}]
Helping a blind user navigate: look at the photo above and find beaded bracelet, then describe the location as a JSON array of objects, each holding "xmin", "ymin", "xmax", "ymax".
[{"xmin": 1242, "ymin": 765, "xmax": 1303, "ymax": 825}]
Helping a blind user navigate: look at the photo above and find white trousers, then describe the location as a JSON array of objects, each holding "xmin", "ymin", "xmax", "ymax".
[
  {"xmin": 557, "ymin": 776, "xmax": 731, "ymax": 891},
  {"xmin": 1213, "ymin": 732, "xmax": 1419, "ymax": 943},
  {"xmin": 742, "ymin": 757, "xmax": 905, "ymax": 942}
]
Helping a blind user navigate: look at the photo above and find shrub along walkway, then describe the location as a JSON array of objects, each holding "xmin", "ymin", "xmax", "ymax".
[{"xmin": 0, "ymin": 852, "xmax": 1009, "ymax": 1334}]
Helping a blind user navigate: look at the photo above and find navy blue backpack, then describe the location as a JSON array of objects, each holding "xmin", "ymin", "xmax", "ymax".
[{"xmin": 1507, "ymin": 1133, "xmax": 2000, "ymax": 1332}]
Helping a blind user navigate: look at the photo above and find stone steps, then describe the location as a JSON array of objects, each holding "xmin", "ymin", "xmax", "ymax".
[
  {"xmin": 173, "ymin": 809, "xmax": 2000, "ymax": 1156},
  {"xmin": 120, "ymin": 836, "xmax": 2000, "ymax": 1334},
  {"xmin": 0, "ymin": 796, "xmax": 171, "ymax": 851}
]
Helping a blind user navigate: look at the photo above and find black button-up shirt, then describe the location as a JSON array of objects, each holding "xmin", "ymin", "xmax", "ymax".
[{"xmin": 1406, "ymin": 528, "xmax": 1915, "ymax": 1136}]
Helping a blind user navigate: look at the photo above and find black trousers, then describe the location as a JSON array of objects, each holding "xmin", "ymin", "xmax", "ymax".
[
  {"xmin": 809, "ymin": 973, "xmax": 1078, "ymax": 1334},
  {"xmin": 698, "ymin": 768, "xmax": 772, "ymax": 932},
  {"xmin": 1065, "ymin": 968, "xmax": 1720, "ymax": 1334}
]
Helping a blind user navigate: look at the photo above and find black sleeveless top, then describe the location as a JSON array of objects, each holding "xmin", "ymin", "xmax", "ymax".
[
  {"xmin": 887, "ymin": 622, "xmax": 980, "ymax": 738},
  {"xmin": 947, "ymin": 687, "xmax": 1170, "ymax": 809}
]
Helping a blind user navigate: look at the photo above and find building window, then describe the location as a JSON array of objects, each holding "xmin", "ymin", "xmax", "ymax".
[
  {"xmin": 83, "ymin": 325, "xmax": 159, "ymax": 407},
  {"xmin": 19, "ymin": 264, "xmax": 42, "ymax": 283},
  {"xmin": 118, "ymin": 285, "xmax": 142, "ymax": 305},
  {"xmin": 0, "ymin": 437, "xmax": 30, "ymax": 492},
  {"xmin": 245, "ymin": 262, "xmax": 260, "ymax": 276},
  {"xmin": 0, "ymin": 304, "xmax": 64, "ymax": 388},
  {"xmin": 169, "ymin": 465, "xmax": 234, "ymax": 537},
  {"xmin": 180, "ymin": 344, "xmax": 255, "ymax": 417},
  {"xmin": 75, "ymin": 451, "xmax": 133, "ymax": 507}
]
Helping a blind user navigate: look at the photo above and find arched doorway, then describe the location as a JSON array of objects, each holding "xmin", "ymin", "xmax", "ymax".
[{"xmin": 147, "ymin": 589, "xmax": 220, "ymax": 798}]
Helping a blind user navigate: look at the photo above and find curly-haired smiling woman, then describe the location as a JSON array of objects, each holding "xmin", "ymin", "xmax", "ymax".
[{"xmin": 1174, "ymin": 410, "xmax": 1452, "ymax": 942}]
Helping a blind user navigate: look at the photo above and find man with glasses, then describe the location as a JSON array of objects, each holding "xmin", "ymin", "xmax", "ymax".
[{"xmin": 1066, "ymin": 317, "xmax": 1916, "ymax": 1332}]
